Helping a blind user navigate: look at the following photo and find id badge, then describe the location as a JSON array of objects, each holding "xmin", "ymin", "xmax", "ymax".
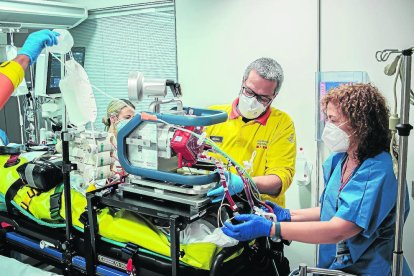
[{"xmin": 335, "ymin": 240, "xmax": 351, "ymax": 264}]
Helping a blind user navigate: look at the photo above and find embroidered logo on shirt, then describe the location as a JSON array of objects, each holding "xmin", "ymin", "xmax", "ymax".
[
  {"xmin": 256, "ymin": 140, "xmax": 268, "ymax": 149},
  {"xmin": 210, "ymin": 136, "xmax": 223, "ymax": 143}
]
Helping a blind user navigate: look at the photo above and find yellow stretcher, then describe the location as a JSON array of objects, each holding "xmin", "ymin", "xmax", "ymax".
[{"xmin": 0, "ymin": 154, "xmax": 244, "ymax": 273}]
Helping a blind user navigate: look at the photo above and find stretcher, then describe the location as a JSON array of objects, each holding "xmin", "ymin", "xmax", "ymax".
[{"xmin": 0, "ymin": 153, "xmax": 287, "ymax": 275}]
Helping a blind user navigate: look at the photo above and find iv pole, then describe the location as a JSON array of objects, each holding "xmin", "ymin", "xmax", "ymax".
[
  {"xmin": 393, "ymin": 48, "xmax": 413, "ymax": 276},
  {"xmin": 377, "ymin": 47, "xmax": 413, "ymax": 276}
]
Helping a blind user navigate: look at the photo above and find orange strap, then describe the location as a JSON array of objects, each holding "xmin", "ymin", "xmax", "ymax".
[{"xmin": 141, "ymin": 112, "xmax": 158, "ymax": 121}]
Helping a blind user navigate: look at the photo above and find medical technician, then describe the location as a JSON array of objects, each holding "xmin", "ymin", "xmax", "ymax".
[
  {"xmin": 102, "ymin": 99, "xmax": 136, "ymax": 137},
  {"xmin": 102, "ymin": 99, "xmax": 135, "ymax": 175},
  {"xmin": 222, "ymin": 83, "xmax": 411, "ymax": 275},
  {"xmin": 0, "ymin": 29, "xmax": 59, "ymax": 109},
  {"xmin": 206, "ymin": 57, "xmax": 296, "ymax": 208}
]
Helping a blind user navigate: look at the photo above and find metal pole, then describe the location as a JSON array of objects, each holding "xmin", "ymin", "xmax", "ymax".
[
  {"xmin": 61, "ymin": 55, "xmax": 67, "ymax": 132},
  {"xmin": 314, "ymin": 0, "xmax": 322, "ymax": 266},
  {"xmin": 170, "ymin": 215, "xmax": 179, "ymax": 276},
  {"xmin": 392, "ymin": 49, "xmax": 413, "ymax": 276},
  {"xmin": 29, "ymin": 64, "xmax": 40, "ymax": 143},
  {"xmin": 299, "ymin": 263, "xmax": 307, "ymax": 276},
  {"xmin": 61, "ymin": 131, "xmax": 75, "ymax": 274}
]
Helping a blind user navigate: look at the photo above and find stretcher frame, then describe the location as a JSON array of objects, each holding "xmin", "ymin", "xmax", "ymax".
[
  {"xmin": 0, "ymin": 210, "xmax": 249, "ymax": 276},
  {"xmin": 0, "ymin": 132, "xmax": 253, "ymax": 275},
  {"xmin": 0, "ymin": 129, "xmax": 287, "ymax": 275}
]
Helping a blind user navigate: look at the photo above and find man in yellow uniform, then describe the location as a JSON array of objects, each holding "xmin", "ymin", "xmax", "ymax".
[
  {"xmin": 0, "ymin": 29, "xmax": 59, "ymax": 109},
  {"xmin": 206, "ymin": 57, "xmax": 296, "ymax": 207}
]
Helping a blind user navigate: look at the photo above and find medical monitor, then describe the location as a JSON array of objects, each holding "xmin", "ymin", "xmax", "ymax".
[{"xmin": 46, "ymin": 47, "xmax": 85, "ymax": 95}]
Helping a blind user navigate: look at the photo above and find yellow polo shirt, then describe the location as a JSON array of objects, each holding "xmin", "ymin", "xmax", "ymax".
[{"xmin": 206, "ymin": 99, "xmax": 296, "ymax": 207}]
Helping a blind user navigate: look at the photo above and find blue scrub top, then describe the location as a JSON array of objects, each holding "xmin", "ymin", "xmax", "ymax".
[
  {"xmin": 0, "ymin": 129, "xmax": 9, "ymax": 146},
  {"xmin": 319, "ymin": 152, "xmax": 411, "ymax": 275}
]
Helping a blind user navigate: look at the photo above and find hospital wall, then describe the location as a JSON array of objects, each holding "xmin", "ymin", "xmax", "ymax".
[
  {"xmin": 320, "ymin": 0, "xmax": 414, "ymax": 269},
  {"xmin": 175, "ymin": 0, "xmax": 414, "ymax": 270}
]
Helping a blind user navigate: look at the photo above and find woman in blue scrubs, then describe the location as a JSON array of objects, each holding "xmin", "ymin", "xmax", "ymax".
[{"xmin": 221, "ymin": 83, "xmax": 411, "ymax": 275}]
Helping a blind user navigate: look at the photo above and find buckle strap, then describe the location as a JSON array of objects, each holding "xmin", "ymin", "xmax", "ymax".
[
  {"xmin": 121, "ymin": 242, "xmax": 139, "ymax": 259},
  {"xmin": 19, "ymin": 187, "xmax": 41, "ymax": 212},
  {"xmin": 50, "ymin": 184, "xmax": 64, "ymax": 220},
  {"xmin": 78, "ymin": 211, "xmax": 88, "ymax": 225}
]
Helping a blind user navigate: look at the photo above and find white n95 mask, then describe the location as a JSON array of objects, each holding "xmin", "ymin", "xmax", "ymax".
[
  {"xmin": 321, "ymin": 122, "xmax": 350, "ymax": 152},
  {"xmin": 238, "ymin": 94, "xmax": 267, "ymax": 119},
  {"xmin": 59, "ymin": 59, "xmax": 97, "ymax": 127}
]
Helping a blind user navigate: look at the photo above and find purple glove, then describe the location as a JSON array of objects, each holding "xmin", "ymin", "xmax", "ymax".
[
  {"xmin": 18, "ymin": 29, "xmax": 59, "ymax": 65},
  {"xmin": 222, "ymin": 214, "xmax": 272, "ymax": 241},
  {"xmin": 261, "ymin": 200, "xmax": 291, "ymax": 222}
]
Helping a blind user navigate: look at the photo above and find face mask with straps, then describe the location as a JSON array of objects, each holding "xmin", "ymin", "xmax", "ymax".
[{"xmin": 322, "ymin": 121, "xmax": 351, "ymax": 152}]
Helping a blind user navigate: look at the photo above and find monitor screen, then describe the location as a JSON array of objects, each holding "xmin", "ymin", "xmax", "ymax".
[{"xmin": 46, "ymin": 47, "xmax": 86, "ymax": 95}]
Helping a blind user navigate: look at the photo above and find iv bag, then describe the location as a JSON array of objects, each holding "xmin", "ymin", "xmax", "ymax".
[
  {"xmin": 59, "ymin": 59, "xmax": 97, "ymax": 127},
  {"xmin": 48, "ymin": 29, "xmax": 74, "ymax": 54}
]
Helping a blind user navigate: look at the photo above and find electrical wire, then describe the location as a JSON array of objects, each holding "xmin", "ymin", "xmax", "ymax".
[
  {"xmin": 390, "ymin": 57, "xmax": 401, "ymax": 174},
  {"xmin": 217, "ymin": 196, "xmax": 229, "ymax": 227},
  {"xmin": 156, "ymin": 117, "xmax": 260, "ymax": 196},
  {"xmin": 154, "ymin": 116, "xmax": 264, "ymax": 217},
  {"xmin": 16, "ymin": 96, "xmax": 25, "ymax": 144}
]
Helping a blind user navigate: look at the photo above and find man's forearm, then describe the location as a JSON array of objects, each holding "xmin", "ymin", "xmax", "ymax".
[{"xmin": 253, "ymin": 174, "xmax": 282, "ymax": 195}]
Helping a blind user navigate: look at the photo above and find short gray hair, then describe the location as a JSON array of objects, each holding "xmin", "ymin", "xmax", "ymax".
[{"xmin": 243, "ymin": 57, "xmax": 284, "ymax": 94}]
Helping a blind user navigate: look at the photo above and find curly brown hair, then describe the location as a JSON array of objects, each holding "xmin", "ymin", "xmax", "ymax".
[{"xmin": 321, "ymin": 83, "xmax": 391, "ymax": 162}]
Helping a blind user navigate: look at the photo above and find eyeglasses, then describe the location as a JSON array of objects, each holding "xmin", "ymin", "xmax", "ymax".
[{"xmin": 241, "ymin": 85, "xmax": 274, "ymax": 105}]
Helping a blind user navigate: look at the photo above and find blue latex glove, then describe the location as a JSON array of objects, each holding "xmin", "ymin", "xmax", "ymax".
[
  {"xmin": 18, "ymin": 30, "xmax": 59, "ymax": 65},
  {"xmin": 207, "ymin": 171, "xmax": 244, "ymax": 203},
  {"xmin": 261, "ymin": 200, "xmax": 291, "ymax": 222},
  {"xmin": 222, "ymin": 214, "xmax": 272, "ymax": 241}
]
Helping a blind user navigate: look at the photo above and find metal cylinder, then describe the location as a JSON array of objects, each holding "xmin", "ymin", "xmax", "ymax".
[
  {"xmin": 299, "ymin": 263, "xmax": 307, "ymax": 276},
  {"xmin": 315, "ymin": 0, "xmax": 322, "ymax": 265},
  {"xmin": 392, "ymin": 51, "xmax": 412, "ymax": 276}
]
